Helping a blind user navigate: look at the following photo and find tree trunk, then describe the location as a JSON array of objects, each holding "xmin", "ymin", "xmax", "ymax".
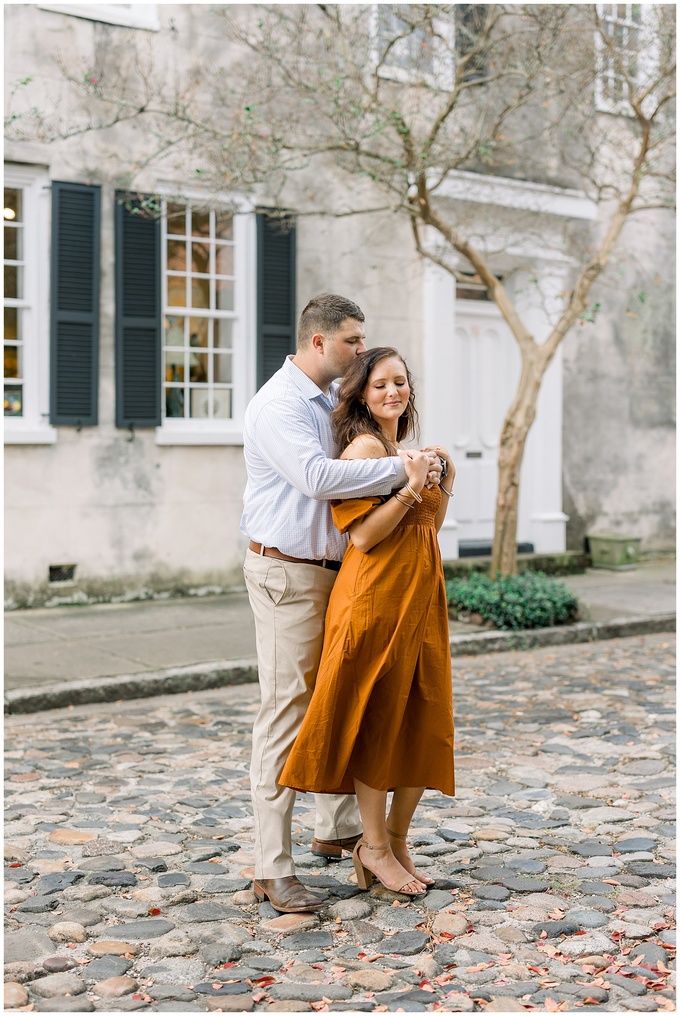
[{"xmin": 490, "ymin": 355, "xmax": 544, "ymax": 576}]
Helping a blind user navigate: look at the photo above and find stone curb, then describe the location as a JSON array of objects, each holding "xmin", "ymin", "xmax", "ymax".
[{"xmin": 4, "ymin": 613, "xmax": 674, "ymax": 714}]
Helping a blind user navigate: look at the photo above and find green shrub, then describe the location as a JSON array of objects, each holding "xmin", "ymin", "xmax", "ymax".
[{"xmin": 446, "ymin": 571, "xmax": 579, "ymax": 631}]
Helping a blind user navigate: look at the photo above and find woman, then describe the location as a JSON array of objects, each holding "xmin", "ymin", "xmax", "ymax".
[{"xmin": 280, "ymin": 347, "xmax": 455, "ymax": 897}]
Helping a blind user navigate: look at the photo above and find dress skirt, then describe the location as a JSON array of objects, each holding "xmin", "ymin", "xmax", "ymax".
[{"xmin": 279, "ymin": 487, "xmax": 455, "ymax": 796}]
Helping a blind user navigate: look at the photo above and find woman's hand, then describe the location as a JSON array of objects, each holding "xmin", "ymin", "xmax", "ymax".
[{"xmin": 398, "ymin": 449, "xmax": 429, "ymax": 492}]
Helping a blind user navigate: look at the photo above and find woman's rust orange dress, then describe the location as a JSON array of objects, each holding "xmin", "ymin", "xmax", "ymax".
[{"xmin": 280, "ymin": 486, "xmax": 455, "ymax": 796}]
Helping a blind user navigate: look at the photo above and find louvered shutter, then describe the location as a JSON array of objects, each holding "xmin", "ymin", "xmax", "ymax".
[
  {"xmin": 50, "ymin": 182, "xmax": 101, "ymax": 425},
  {"xmin": 256, "ymin": 211, "xmax": 296, "ymax": 389},
  {"xmin": 115, "ymin": 194, "xmax": 161, "ymax": 428}
]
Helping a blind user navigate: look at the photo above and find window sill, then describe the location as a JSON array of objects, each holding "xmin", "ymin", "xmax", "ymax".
[
  {"xmin": 155, "ymin": 426, "xmax": 244, "ymax": 446},
  {"xmin": 38, "ymin": 4, "xmax": 160, "ymax": 30},
  {"xmin": 4, "ymin": 424, "xmax": 58, "ymax": 445}
]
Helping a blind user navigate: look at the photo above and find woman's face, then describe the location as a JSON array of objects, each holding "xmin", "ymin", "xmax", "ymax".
[{"xmin": 362, "ymin": 356, "xmax": 410, "ymax": 427}]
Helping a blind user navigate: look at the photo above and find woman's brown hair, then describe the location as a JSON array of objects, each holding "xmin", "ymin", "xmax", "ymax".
[{"xmin": 331, "ymin": 347, "xmax": 419, "ymax": 456}]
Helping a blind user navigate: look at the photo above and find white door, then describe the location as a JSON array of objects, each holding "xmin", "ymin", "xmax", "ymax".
[{"xmin": 451, "ymin": 302, "xmax": 525, "ymax": 553}]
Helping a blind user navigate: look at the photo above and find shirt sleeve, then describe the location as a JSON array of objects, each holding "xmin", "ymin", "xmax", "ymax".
[
  {"xmin": 252, "ymin": 398, "xmax": 407, "ymax": 499},
  {"xmin": 331, "ymin": 497, "xmax": 382, "ymax": 534}
]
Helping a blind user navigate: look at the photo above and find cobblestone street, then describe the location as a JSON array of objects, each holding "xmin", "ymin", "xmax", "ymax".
[{"xmin": 4, "ymin": 633, "xmax": 676, "ymax": 1013}]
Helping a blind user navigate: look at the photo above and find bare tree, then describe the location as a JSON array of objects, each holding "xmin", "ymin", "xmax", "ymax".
[{"xmin": 8, "ymin": 4, "xmax": 675, "ymax": 574}]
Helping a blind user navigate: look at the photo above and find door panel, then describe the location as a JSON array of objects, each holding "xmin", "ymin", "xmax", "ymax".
[{"xmin": 453, "ymin": 307, "xmax": 520, "ymax": 544}]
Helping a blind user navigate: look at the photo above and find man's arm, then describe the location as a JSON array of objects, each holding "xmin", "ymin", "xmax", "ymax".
[{"xmin": 251, "ymin": 398, "xmax": 407, "ymax": 499}]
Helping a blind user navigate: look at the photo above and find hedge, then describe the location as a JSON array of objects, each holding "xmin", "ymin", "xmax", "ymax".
[{"xmin": 446, "ymin": 571, "xmax": 579, "ymax": 631}]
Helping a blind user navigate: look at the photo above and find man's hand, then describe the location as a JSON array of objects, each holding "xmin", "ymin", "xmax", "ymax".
[{"xmin": 399, "ymin": 449, "xmax": 442, "ymax": 488}]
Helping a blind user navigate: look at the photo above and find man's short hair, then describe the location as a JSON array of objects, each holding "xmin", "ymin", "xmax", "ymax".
[{"xmin": 297, "ymin": 294, "xmax": 365, "ymax": 349}]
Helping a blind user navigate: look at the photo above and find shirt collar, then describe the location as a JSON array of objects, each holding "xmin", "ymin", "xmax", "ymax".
[{"xmin": 284, "ymin": 355, "xmax": 339, "ymax": 403}]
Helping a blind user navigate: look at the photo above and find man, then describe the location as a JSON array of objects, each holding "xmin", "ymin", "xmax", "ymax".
[{"xmin": 241, "ymin": 293, "xmax": 440, "ymax": 913}]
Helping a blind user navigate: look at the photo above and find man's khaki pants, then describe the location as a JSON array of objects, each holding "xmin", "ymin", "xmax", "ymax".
[{"xmin": 244, "ymin": 548, "xmax": 362, "ymax": 878}]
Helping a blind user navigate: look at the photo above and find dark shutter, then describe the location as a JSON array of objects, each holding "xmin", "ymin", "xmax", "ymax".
[
  {"xmin": 115, "ymin": 194, "xmax": 161, "ymax": 427},
  {"xmin": 50, "ymin": 181, "xmax": 101, "ymax": 425},
  {"xmin": 256, "ymin": 210, "xmax": 296, "ymax": 389}
]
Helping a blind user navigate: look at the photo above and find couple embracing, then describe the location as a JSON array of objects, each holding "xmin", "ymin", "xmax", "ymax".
[{"xmin": 241, "ymin": 293, "xmax": 455, "ymax": 913}]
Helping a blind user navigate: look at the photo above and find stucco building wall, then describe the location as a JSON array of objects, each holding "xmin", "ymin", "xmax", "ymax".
[
  {"xmin": 562, "ymin": 211, "xmax": 676, "ymax": 551},
  {"xmin": 4, "ymin": 4, "xmax": 675, "ymax": 607}
]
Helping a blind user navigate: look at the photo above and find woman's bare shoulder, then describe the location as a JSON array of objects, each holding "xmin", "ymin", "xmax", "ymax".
[{"xmin": 340, "ymin": 433, "xmax": 389, "ymax": 460}]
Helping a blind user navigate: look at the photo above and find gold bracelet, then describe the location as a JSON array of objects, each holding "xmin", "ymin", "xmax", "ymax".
[
  {"xmin": 404, "ymin": 483, "xmax": 423, "ymax": 503},
  {"xmin": 440, "ymin": 486, "xmax": 454, "ymax": 499},
  {"xmin": 394, "ymin": 493, "xmax": 414, "ymax": 509}
]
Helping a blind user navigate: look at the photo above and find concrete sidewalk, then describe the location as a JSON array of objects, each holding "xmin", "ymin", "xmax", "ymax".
[{"xmin": 4, "ymin": 558, "xmax": 675, "ymax": 711}]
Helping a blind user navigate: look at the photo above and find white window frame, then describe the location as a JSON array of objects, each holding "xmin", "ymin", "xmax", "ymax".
[
  {"xmin": 155, "ymin": 189, "xmax": 256, "ymax": 447},
  {"xmin": 38, "ymin": 4, "xmax": 160, "ymax": 31},
  {"xmin": 595, "ymin": 4, "xmax": 657, "ymax": 116},
  {"xmin": 370, "ymin": 4, "xmax": 455, "ymax": 91},
  {"xmin": 4, "ymin": 164, "xmax": 56, "ymax": 445}
]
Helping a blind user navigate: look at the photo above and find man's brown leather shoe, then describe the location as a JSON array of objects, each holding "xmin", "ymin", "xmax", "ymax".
[
  {"xmin": 311, "ymin": 833, "xmax": 363, "ymax": 861},
  {"xmin": 253, "ymin": 876, "xmax": 325, "ymax": 913}
]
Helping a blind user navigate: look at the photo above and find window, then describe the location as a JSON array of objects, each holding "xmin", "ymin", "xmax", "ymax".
[
  {"xmin": 116, "ymin": 194, "xmax": 291, "ymax": 445},
  {"xmin": 596, "ymin": 4, "xmax": 654, "ymax": 112},
  {"xmin": 149, "ymin": 195, "xmax": 257, "ymax": 443},
  {"xmin": 456, "ymin": 271, "xmax": 492, "ymax": 301},
  {"xmin": 162, "ymin": 202, "xmax": 237, "ymax": 425},
  {"xmin": 4, "ymin": 187, "xmax": 24, "ymax": 418},
  {"xmin": 454, "ymin": 5, "xmax": 488, "ymax": 82},
  {"xmin": 38, "ymin": 4, "xmax": 160, "ymax": 31},
  {"xmin": 4, "ymin": 165, "xmax": 55, "ymax": 444},
  {"xmin": 373, "ymin": 5, "xmax": 454, "ymax": 87}
]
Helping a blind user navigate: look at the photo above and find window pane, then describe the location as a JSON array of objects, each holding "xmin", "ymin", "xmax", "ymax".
[
  {"xmin": 189, "ymin": 317, "xmax": 209, "ymax": 348},
  {"xmin": 215, "ymin": 210, "xmax": 233, "ymax": 240},
  {"xmin": 164, "ymin": 351, "xmax": 185, "ymax": 382},
  {"xmin": 4, "ymin": 225, "xmax": 21, "ymax": 262},
  {"xmin": 4, "ymin": 265, "xmax": 21, "ymax": 300},
  {"xmin": 631, "ymin": 4, "xmax": 641, "ymax": 21},
  {"xmin": 214, "ymin": 319, "xmax": 232, "ymax": 349},
  {"xmin": 191, "ymin": 276, "xmax": 210, "ymax": 308},
  {"xmin": 190, "ymin": 387, "xmax": 231, "ymax": 419},
  {"xmin": 191, "ymin": 209, "xmax": 210, "ymax": 237},
  {"xmin": 4, "ymin": 189, "xmax": 22, "ymax": 224},
  {"xmin": 191, "ymin": 241, "xmax": 210, "ymax": 275},
  {"xmin": 214, "ymin": 352, "xmax": 232, "ymax": 383},
  {"xmin": 4, "ymin": 384, "xmax": 23, "ymax": 416},
  {"xmin": 167, "ymin": 276, "xmax": 187, "ymax": 307},
  {"xmin": 166, "ymin": 203, "xmax": 187, "ymax": 235},
  {"xmin": 215, "ymin": 278, "xmax": 234, "ymax": 311},
  {"xmin": 189, "ymin": 350, "xmax": 208, "ymax": 382},
  {"xmin": 4, "ymin": 306, "xmax": 18, "ymax": 340},
  {"xmin": 167, "ymin": 239, "xmax": 186, "ymax": 272},
  {"xmin": 165, "ymin": 386, "xmax": 185, "ymax": 418},
  {"xmin": 212, "ymin": 389, "xmax": 232, "ymax": 419},
  {"xmin": 216, "ymin": 245, "xmax": 233, "ymax": 276},
  {"xmin": 4, "ymin": 344, "xmax": 20, "ymax": 378},
  {"xmin": 164, "ymin": 315, "xmax": 185, "ymax": 346}
]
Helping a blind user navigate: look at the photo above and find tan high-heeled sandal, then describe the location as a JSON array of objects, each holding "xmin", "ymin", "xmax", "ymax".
[
  {"xmin": 386, "ymin": 827, "xmax": 435, "ymax": 886},
  {"xmin": 352, "ymin": 839, "xmax": 427, "ymax": 897}
]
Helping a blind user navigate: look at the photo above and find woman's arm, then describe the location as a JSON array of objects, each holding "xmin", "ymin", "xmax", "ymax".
[{"xmin": 341, "ymin": 436, "xmax": 430, "ymax": 553}]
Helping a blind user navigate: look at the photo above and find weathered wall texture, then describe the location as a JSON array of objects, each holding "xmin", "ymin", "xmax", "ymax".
[
  {"xmin": 4, "ymin": 5, "xmax": 427, "ymax": 607},
  {"xmin": 4, "ymin": 4, "xmax": 675, "ymax": 607},
  {"xmin": 562, "ymin": 210, "xmax": 676, "ymax": 552}
]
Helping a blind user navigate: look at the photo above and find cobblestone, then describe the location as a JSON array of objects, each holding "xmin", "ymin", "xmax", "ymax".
[{"xmin": 4, "ymin": 634, "xmax": 675, "ymax": 1011}]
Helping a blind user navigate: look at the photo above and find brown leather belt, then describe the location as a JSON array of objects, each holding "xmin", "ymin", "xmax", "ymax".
[{"xmin": 248, "ymin": 541, "xmax": 341, "ymax": 571}]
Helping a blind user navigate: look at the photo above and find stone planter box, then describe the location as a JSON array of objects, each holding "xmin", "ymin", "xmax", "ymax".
[{"xmin": 588, "ymin": 534, "xmax": 641, "ymax": 570}]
